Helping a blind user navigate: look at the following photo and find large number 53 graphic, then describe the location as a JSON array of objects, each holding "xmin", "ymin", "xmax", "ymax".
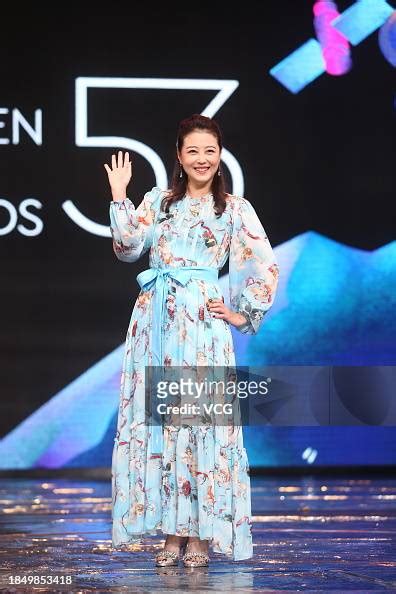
[{"xmin": 62, "ymin": 77, "xmax": 243, "ymax": 237}]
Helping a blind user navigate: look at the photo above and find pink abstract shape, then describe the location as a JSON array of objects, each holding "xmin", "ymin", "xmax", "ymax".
[{"xmin": 314, "ymin": 0, "xmax": 352, "ymax": 75}]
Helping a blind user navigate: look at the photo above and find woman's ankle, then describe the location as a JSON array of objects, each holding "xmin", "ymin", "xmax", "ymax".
[
  {"xmin": 164, "ymin": 534, "xmax": 187, "ymax": 551},
  {"xmin": 187, "ymin": 536, "xmax": 209, "ymax": 552}
]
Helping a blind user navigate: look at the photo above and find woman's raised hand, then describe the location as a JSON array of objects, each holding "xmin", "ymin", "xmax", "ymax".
[{"xmin": 104, "ymin": 151, "xmax": 132, "ymax": 201}]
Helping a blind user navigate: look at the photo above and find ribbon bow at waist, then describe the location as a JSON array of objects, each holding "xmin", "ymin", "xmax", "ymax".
[
  {"xmin": 136, "ymin": 265, "xmax": 219, "ymax": 293},
  {"xmin": 136, "ymin": 265, "xmax": 219, "ymax": 367}
]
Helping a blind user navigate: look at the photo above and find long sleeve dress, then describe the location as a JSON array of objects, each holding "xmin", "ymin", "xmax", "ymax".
[{"xmin": 110, "ymin": 186, "xmax": 279, "ymax": 561}]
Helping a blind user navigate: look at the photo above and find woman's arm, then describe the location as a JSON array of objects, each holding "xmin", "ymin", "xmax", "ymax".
[
  {"xmin": 109, "ymin": 193, "xmax": 160, "ymax": 263},
  {"xmin": 228, "ymin": 196, "xmax": 279, "ymax": 334},
  {"xmin": 105, "ymin": 151, "xmax": 163, "ymax": 263}
]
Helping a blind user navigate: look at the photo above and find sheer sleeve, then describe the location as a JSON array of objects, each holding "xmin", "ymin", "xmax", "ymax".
[
  {"xmin": 109, "ymin": 186, "xmax": 164, "ymax": 263},
  {"xmin": 229, "ymin": 196, "xmax": 279, "ymax": 334}
]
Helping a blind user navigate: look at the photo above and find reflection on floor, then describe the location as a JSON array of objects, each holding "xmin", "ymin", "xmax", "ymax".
[{"xmin": 0, "ymin": 473, "xmax": 395, "ymax": 592}]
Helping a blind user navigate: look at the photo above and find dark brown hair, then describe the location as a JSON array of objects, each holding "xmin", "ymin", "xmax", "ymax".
[{"xmin": 161, "ymin": 114, "xmax": 228, "ymax": 218}]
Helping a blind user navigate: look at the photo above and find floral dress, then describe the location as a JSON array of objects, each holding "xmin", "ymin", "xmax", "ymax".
[{"xmin": 109, "ymin": 186, "xmax": 279, "ymax": 561}]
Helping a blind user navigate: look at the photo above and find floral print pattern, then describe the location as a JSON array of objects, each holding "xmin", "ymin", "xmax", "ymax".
[{"xmin": 110, "ymin": 186, "xmax": 279, "ymax": 560}]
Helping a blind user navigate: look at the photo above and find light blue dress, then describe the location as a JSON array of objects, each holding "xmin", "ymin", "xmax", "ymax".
[{"xmin": 109, "ymin": 186, "xmax": 279, "ymax": 561}]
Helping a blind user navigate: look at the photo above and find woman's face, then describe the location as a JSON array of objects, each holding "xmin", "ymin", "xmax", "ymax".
[{"xmin": 178, "ymin": 130, "xmax": 221, "ymax": 187}]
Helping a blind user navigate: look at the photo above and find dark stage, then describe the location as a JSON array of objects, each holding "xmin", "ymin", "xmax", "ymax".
[{"xmin": 1, "ymin": 471, "xmax": 395, "ymax": 592}]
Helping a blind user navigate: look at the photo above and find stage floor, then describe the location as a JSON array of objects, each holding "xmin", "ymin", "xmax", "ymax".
[{"xmin": 0, "ymin": 473, "xmax": 395, "ymax": 592}]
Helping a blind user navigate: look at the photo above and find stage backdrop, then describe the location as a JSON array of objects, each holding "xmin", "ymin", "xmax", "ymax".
[{"xmin": 0, "ymin": 1, "xmax": 395, "ymax": 469}]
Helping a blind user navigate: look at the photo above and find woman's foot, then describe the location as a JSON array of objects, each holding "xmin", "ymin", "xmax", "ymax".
[
  {"xmin": 183, "ymin": 536, "xmax": 210, "ymax": 567},
  {"xmin": 155, "ymin": 534, "xmax": 188, "ymax": 567}
]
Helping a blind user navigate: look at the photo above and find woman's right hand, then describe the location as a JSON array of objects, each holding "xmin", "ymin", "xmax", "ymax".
[{"xmin": 104, "ymin": 151, "xmax": 132, "ymax": 201}]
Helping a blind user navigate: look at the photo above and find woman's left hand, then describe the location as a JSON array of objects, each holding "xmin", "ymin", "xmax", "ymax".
[{"xmin": 206, "ymin": 298, "xmax": 247, "ymax": 329}]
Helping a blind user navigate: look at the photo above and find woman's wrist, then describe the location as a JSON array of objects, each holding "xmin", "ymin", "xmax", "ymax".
[
  {"xmin": 111, "ymin": 187, "xmax": 128, "ymax": 202},
  {"xmin": 229, "ymin": 312, "xmax": 249, "ymax": 328}
]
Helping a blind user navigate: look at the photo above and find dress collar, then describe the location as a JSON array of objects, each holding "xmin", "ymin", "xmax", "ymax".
[{"xmin": 185, "ymin": 192, "xmax": 213, "ymax": 202}]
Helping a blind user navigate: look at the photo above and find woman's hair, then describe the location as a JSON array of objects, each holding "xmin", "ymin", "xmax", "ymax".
[{"xmin": 161, "ymin": 114, "xmax": 228, "ymax": 217}]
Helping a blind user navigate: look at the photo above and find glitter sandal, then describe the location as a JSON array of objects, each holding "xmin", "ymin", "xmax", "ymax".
[{"xmin": 182, "ymin": 544, "xmax": 210, "ymax": 567}]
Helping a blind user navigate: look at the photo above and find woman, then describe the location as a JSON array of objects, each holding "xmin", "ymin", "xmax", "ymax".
[{"xmin": 105, "ymin": 114, "xmax": 279, "ymax": 567}]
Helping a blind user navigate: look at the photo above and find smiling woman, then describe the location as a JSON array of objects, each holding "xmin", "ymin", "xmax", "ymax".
[
  {"xmin": 164, "ymin": 114, "xmax": 228, "ymax": 218},
  {"xmin": 104, "ymin": 113, "xmax": 279, "ymax": 568}
]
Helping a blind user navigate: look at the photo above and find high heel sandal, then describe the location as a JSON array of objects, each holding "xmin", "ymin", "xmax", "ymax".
[
  {"xmin": 155, "ymin": 537, "xmax": 188, "ymax": 567},
  {"xmin": 182, "ymin": 543, "xmax": 210, "ymax": 567}
]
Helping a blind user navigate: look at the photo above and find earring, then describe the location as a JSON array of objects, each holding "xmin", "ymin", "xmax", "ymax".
[
  {"xmin": 217, "ymin": 168, "xmax": 221, "ymax": 176},
  {"xmin": 179, "ymin": 163, "xmax": 183, "ymax": 178}
]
